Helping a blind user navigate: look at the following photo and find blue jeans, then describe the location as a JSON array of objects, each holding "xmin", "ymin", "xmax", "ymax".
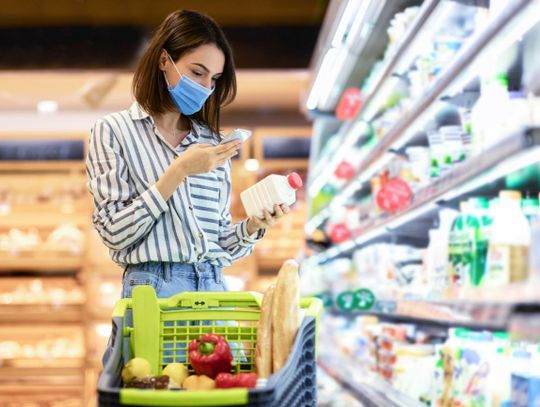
[{"xmin": 121, "ymin": 261, "xmax": 227, "ymax": 298}]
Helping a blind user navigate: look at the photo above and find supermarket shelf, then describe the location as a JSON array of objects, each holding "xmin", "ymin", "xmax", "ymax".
[
  {"xmin": 311, "ymin": 127, "xmax": 540, "ymax": 264},
  {"xmin": 0, "ymin": 304, "xmax": 84, "ymax": 323},
  {"xmin": 309, "ymin": 0, "xmax": 438, "ymax": 192},
  {"xmin": 0, "ymin": 212, "xmax": 89, "ymax": 228},
  {"xmin": 306, "ymin": 0, "xmax": 533, "ymax": 232},
  {"xmin": 0, "ymin": 255, "xmax": 84, "ymax": 272},
  {"xmin": 0, "ymin": 161, "xmax": 86, "ymax": 172},
  {"xmin": 318, "ymin": 354, "xmax": 423, "ymax": 407},
  {"xmin": 330, "ymin": 282, "xmax": 540, "ymax": 331}
]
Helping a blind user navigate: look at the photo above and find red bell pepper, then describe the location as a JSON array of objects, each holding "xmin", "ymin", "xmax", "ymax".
[
  {"xmin": 215, "ymin": 373, "xmax": 258, "ymax": 389},
  {"xmin": 188, "ymin": 333, "xmax": 232, "ymax": 379}
]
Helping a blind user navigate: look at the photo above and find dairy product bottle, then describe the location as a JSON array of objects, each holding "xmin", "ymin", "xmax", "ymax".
[
  {"xmin": 485, "ymin": 191, "xmax": 531, "ymax": 286},
  {"xmin": 240, "ymin": 172, "xmax": 303, "ymax": 218}
]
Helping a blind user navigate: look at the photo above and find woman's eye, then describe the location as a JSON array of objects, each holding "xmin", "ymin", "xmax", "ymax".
[{"xmin": 192, "ymin": 70, "xmax": 203, "ymax": 77}]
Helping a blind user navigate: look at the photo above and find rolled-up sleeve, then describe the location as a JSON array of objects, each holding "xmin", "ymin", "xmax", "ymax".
[
  {"xmin": 86, "ymin": 119, "xmax": 169, "ymax": 251},
  {"xmin": 217, "ymin": 161, "xmax": 264, "ymax": 261}
]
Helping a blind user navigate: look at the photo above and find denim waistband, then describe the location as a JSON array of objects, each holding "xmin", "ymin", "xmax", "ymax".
[{"xmin": 123, "ymin": 261, "xmax": 223, "ymax": 283}]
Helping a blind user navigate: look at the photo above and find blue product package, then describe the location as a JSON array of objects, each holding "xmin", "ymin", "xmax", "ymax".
[
  {"xmin": 512, "ymin": 374, "xmax": 529, "ymax": 407},
  {"xmin": 528, "ymin": 376, "xmax": 540, "ymax": 407}
]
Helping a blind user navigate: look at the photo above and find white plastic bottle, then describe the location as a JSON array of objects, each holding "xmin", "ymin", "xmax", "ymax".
[
  {"xmin": 240, "ymin": 172, "xmax": 303, "ymax": 218},
  {"xmin": 485, "ymin": 190, "xmax": 531, "ymax": 286}
]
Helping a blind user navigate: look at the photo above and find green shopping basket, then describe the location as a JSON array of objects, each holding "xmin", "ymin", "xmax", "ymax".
[{"xmin": 97, "ymin": 285, "xmax": 322, "ymax": 406}]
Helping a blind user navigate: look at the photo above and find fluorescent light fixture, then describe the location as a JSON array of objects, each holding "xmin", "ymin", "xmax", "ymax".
[
  {"xmin": 442, "ymin": 146, "xmax": 540, "ymax": 202},
  {"xmin": 244, "ymin": 158, "xmax": 260, "ymax": 172},
  {"xmin": 306, "ymin": 47, "xmax": 350, "ymax": 111},
  {"xmin": 345, "ymin": 0, "xmax": 375, "ymax": 48},
  {"xmin": 331, "ymin": 0, "xmax": 360, "ymax": 47}
]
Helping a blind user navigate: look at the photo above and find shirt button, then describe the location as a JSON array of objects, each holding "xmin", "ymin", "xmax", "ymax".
[
  {"xmin": 197, "ymin": 254, "xmax": 202, "ymax": 261},
  {"xmin": 199, "ymin": 233, "xmax": 203, "ymax": 238},
  {"xmin": 189, "ymin": 206, "xmax": 193, "ymax": 211}
]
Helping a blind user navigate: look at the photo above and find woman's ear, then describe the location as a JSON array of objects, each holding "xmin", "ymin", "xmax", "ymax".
[{"xmin": 158, "ymin": 50, "xmax": 169, "ymax": 71}]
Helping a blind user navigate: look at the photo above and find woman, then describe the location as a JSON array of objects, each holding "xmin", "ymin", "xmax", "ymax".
[{"xmin": 86, "ymin": 10, "xmax": 290, "ymax": 299}]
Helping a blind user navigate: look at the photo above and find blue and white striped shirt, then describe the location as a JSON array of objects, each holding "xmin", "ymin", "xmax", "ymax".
[{"xmin": 86, "ymin": 102, "xmax": 261, "ymax": 267}]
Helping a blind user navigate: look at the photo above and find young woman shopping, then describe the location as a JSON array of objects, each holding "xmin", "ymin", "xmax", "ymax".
[{"xmin": 86, "ymin": 9, "xmax": 290, "ymax": 299}]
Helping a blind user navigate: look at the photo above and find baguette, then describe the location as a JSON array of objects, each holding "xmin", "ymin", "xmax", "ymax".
[
  {"xmin": 272, "ymin": 260, "xmax": 300, "ymax": 373},
  {"xmin": 255, "ymin": 284, "xmax": 275, "ymax": 378}
]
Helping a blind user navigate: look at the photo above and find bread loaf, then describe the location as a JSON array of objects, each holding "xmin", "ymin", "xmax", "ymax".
[
  {"xmin": 272, "ymin": 260, "xmax": 300, "ymax": 373},
  {"xmin": 255, "ymin": 284, "xmax": 275, "ymax": 378}
]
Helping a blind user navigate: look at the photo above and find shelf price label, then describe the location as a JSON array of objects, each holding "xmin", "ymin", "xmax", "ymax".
[
  {"xmin": 315, "ymin": 291, "xmax": 334, "ymax": 308},
  {"xmin": 336, "ymin": 291, "xmax": 357, "ymax": 312},
  {"xmin": 336, "ymin": 88, "xmax": 363, "ymax": 121},
  {"xmin": 354, "ymin": 288, "xmax": 375, "ymax": 311},
  {"xmin": 376, "ymin": 177, "xmax": 413, "ymax": 213}
]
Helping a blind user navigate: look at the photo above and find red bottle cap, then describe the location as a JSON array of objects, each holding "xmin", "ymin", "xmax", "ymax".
[{"xmin": 287, "ymin": 172, "xmax": 303, "ymax": 190}]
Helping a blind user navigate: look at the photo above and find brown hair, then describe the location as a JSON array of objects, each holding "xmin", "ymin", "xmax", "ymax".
[{"xmin": 132, "ymin": 10, "xmax": 236, "ymax": 136}]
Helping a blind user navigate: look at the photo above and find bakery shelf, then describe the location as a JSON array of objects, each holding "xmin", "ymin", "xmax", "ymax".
[
  {"xmin": 0, "ymin": 254, "xmax": 84, "ymax": 272},
  {"xmin": 318, "ymin": 353, "xmax": 423, "ymax": 407},
  {"xmin": 0, "ymin": 304, "xmax": 84, "ymax": 323},
  {"xmin": 0, "ymin": 212, "xmax": 89, "ymax": 229},
  {"xmin": 306, "ymin": 0, "xmax": 535, "ymax": 232},
  {"xmin": 311, "ymin": 127, "xmax": 540, "ymax": 264}
]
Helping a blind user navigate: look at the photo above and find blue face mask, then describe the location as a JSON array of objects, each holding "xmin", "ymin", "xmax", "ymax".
[{"xmin": 165, "ymin": 53, "xmax": 214, "ymax": 115}]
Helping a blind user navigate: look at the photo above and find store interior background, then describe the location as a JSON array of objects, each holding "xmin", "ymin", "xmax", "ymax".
[{"xmin": 0, "ymin": 1, "xmax": 329, "ymax": 405}]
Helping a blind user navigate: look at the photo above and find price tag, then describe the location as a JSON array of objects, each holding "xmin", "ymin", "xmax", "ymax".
[
  {"xmin": 376, "ymin": 177, "xmax": 413, "ymax": 213},
  {"xmin": 334, "ymin": 161, "xmax": 355, "ymax": 180},
  {"xmin": 354, "ymin": 288, "xmax": 375, "ymax": 311},
  {"xmin": 336, "ymin": 291, "xmax": 357, "ymax": 312},
  {"xmin": 328, "ymin": 223, "xmax": 351, "ymax": 244},
  {"xmin": 336, "ymin": 88, "xmax": 363, "ymax": 121},
  {"xmin": 315, "ymin": 291, "xmax": 334, "ymax": 308}
]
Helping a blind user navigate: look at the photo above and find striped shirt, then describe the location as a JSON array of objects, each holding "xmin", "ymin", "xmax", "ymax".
[{"xmin": 86, "ymin": 102, "xmax": 262, "ymax": 267}]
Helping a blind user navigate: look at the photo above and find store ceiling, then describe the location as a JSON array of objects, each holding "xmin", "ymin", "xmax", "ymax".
[
  {"xmin": 0, "ymin": 0, "xmax": 328, "ymax": 70},
  {"xmin": 0, "ymin": 1, "xmax": 327, "ymax": 126}
]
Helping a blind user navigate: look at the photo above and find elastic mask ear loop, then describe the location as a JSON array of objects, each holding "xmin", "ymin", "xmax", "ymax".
[{"xmin": 164, "ymin": 52, "xmax": 182, "ymax": 88}]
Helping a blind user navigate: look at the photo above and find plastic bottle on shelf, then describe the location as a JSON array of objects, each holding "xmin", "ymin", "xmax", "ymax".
[
  {"xmin": 470, "ymin": 73, "xmax": 511, "ymax": 155},
  {"xmin": 429, "ymin": 208, "xmax": 459, "ymax": 297},
  {"xmin": 485, "ymin": 191, "xmax": 531, "ymax": 286},
  {"xmin": 448, "ymin": 200, "xmax": 470, "ymax": 288},
  {"xmin": 241, "ymin": 172, "xmax": 303, "ymax": 218},
  {"xmin": 521, "ymin": 197, "xmax": 539, "ymax": 225},
  {"xmin": 528, "ymin": 193, "xmax": 540, "ymax": 282},
  {"xmin": 448, "ymin": 198, "xmax": 491, "ymax": 288}
]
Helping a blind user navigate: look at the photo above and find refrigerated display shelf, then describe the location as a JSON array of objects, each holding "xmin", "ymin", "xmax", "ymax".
[
  {"xmin": 0, "ymin": 304, "xmax": 84, "ymax": 323},
  {"xmin": 313, "ymin": 126, "xmax": 540, "ymax": 263},
  {"xmin": 307, "ymin": 0, "xmax": 533, "ymax": 232},
  {"xmin": 329, "ymin": 280, "xmax": 540, "ymax": 330},
  {"xmin": 318, "ymin": 354, "xmax": 423, "ymax": 407},
  {"xmin": 309, "ymin": 0, "xmax": 438, "ymax": 189}
]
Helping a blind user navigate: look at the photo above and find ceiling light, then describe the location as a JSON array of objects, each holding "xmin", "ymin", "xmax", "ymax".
[{"xmin": 244, "ymin": 159, "xmax": 260, "ymax": 172}]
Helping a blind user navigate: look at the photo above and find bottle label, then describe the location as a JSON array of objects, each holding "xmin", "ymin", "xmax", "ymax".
[{"xmin": 487, "ymin": 244, "xmax": 529, "ymax": 285}]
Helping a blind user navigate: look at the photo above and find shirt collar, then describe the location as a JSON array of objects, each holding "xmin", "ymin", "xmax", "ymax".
[{"xmin": 129, "ymin": 101, "xmax": 205, "ymax": 137}]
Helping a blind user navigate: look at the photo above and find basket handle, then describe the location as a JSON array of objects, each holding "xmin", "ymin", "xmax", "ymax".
[{"xmin": 160, "ymin": 290, "xmax": 263, "ymax": 309}]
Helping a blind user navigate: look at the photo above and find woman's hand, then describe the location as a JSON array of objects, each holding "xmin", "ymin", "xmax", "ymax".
[
  {"xmin": 157, "ymin": 141, "xmax": 240, "ymax": 202},
  {"xmin": 246, "ymin": 204, "xmax": 291, "ymax": 235},
  {"xmin": 175, "ymin": 141, "xmax": 240, "ymax": 177}
]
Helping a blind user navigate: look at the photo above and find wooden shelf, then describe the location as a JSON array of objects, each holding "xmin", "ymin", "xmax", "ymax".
[
  {"xmin": 0, "ymin": 255, "xmax": 84, "ymax": 272},
  {"xmin": 0, "ymin": 212, "xmax": 89, "ymax": 229},
  {"xmin": 0, "ymin": 304, "xmax": 84, "ymax": 323},
  {"xmin": 0, "ymin": 161, "xmax": 85, "ymax": 172},
  {"xmin": 0, "ymin": 358, "xmax": 84, "ymax": 369}
]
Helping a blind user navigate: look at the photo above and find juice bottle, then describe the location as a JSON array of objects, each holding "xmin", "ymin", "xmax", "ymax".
[{"xmin": 485, "ymin": 191, "xmax": 531, "ymax": 286}]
